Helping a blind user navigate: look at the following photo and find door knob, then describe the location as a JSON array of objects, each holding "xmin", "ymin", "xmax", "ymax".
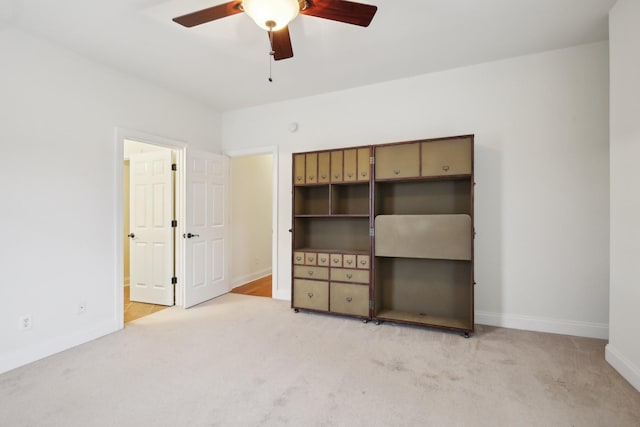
[
  {"xmin": 185, "ymin": 233, "xmax": 200, "ymax": 239},
  {"xmin": 127, "ymin": 233, "xmax": 135, "ymax": 239}
]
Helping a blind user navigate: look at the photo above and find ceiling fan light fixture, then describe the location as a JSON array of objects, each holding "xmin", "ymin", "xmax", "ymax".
[{"xmin": 242, "ymin": 0, "xmax": 300, "ymax": 31}]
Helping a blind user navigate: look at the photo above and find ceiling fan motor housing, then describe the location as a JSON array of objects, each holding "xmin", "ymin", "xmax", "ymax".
[{"xmin": 242, "ymin": 0, "xmax": 301, "ymax": 31}]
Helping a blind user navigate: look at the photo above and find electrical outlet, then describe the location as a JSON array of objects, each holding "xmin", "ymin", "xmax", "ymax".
[
  {"xmin": 19, "ymin": 315, "xmax": 32, "ymax": 330},
  {"xmin": 78, "ymin": 302, "xmax": 86, "ymax": 314}
]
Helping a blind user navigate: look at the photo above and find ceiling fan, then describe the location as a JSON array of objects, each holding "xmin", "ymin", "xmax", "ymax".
[{"xmin": 172, "ymin": 0, "xmax": 378, "ymax": 61}]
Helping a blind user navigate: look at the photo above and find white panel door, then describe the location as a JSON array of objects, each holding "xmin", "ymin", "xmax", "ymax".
[
  {"xmin": 184, "ymin": 149, "xmax": 230, "ymax": 308},
  {"xmin": 129, "ymin": 151, "xmax": 174, "ymax": 306}
]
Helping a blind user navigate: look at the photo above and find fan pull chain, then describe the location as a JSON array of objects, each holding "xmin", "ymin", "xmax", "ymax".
[{"xmin": 268, "ymin": 27, "xmax": 275, "ymax": 82}]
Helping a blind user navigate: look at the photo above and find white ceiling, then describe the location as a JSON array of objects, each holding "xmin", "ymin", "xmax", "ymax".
[{"xmin": 6, "ymin": 0, "xmax": 616, "ymax": 112}]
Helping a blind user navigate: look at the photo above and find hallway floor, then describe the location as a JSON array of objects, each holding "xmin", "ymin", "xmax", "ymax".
[
  {"xmin": 124, "ymin": 286, "xmax": 168, "ymax": 323},
  {"xmin": 230, "ymin": 275, "xmax": 272, "ymax": 298}
]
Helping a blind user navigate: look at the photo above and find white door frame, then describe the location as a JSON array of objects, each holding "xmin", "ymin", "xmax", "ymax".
[
  {"xmin": 224, "ymin": 145, "xmax": 280, "ymax": 299},
  {"xmin": 115, "ymin": 128, "xmax": 187, "ymax": 329}
]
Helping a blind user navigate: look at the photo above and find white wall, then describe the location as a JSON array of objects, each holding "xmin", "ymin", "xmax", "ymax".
[
  {"xmin": 123, "ymin": 139, "xmax": 170, "ymax": 159},
  {"xmin": 607, "ymin": 0, "xmax": 640, "ymax": 392},
  {"xmin": 229, "ymin": 155, "xmax": 273, "ymax": 287},
  {"xmin": 0, "ymin": 28, "xmax": 222, "ymax": 373},
  {"xmin": 223, "ymin": 42, "xmax": 610, "ymax": 338}
]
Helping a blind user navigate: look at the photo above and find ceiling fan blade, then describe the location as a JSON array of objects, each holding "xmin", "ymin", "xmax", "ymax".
[
  {"xmin": 173, "ymin": 1, "xmax": 243, "ymax": 28},
  {"xmin": 270, "ymin": 26, "xmax": 294, "ymax": 61},
  {"xmin": 301, "ymin": 0, "xmax": 377, "ymax": 27}
]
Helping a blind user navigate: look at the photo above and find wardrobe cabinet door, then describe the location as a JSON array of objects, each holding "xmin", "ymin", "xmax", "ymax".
[
  {"xmin": 306, "ymin": 152, "xmax": 318, "ymax": 184},
  {"xmin": 318, "ymin": 152, "xmax": 330, "ymax": 183},
  {"xmin": 375, "ymin": 143, "xmax": 420, "ymax": 179},
  {"xmin": 421, "ymin": 138, "xmax": 472, "ymax": 177},
  {"xmin": 293, "ymin": 154, "xmax": 305, "ymax": 184},
  {"xmin": 331, "ymin": 150, "xmax": 343, "ymax": 182},
  {"xmin": 357, "ymin": 148, "xmax": 370, "ymax": 182},
  {"xmin": 343, "ymin": 149, "xmax": 357, "ymax": 182}
]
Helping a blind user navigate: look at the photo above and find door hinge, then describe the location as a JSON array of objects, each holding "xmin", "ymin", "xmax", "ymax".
[
  {"xmin": 171, "ymin": 163, "xmax": 177, "ymax": 171},
  {"xmin": 370, "ymin": 156, "xmax": 375, "ymax": 165},
  {"xmin": 171, "ymin": 277, "xmax": 177, "ymax": 285},
  {"xmin": 369, "ymin": 227, "xmax": 375, "ymax": 237},
  {"xmin": 171, "ymin": 220, "xmax": 177, "ymax": 228}
]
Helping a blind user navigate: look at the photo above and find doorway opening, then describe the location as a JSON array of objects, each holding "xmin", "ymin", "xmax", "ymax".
[{"xmin": 226, "ymin": 147, "xmax": 279, "ymax": 299}]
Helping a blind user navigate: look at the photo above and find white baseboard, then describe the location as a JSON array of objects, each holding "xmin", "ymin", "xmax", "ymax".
[
  {"xmin": 274, "ymin": 288, "xmax": 291, "ymax": 301},
  {"xmin": 475, "ymin": 310, "xmax": 609, "ymax": 339},
  {"xmin": 606, "ymin": 344, "xmax": 640, "ymax": 393},
  {"xmin": 231, "ymin": 268, "xmax": 272, "ymax": 289},
  {"xmin": 0, "ymin": 319, "xmax": 118, "ymax": 375}
]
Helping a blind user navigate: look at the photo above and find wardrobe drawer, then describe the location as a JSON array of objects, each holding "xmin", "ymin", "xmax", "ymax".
[
  {"xmin": 305, "ymin": 252, "xmax": 317, "ymax": 265},
  {"xmin": 317, "ymin": 253, "xmax": 330, "ymax": 267},
  {"xmin": 343, "ymin": 254, "xmax": 357, "ymax": 268},
  {"xmin": 421, "ymin": 138, "xmax": 472, "ymax": 177},
  {"xmin": 293, "ymin": 251, "xmax": 305, "ymax": 265},
  {"xmin": 330, "ymin": 282, "xmax": 369, "ymax": 317},
  {"xmin": 330, "ymin": 253, "xmax": 343, "ymax": 267},
  {"xmin": 331, "ymin": 268, "xmax": 370, "ymax": 284},
  {"xmin": 375, "ymin": 143, "xmax": 420, "ymax": 180},
  {"xmin": 293, "ymin": 265, "xmax": 329, "ymax": 280},
  {"xmin": 357, "ymin": 255, "xmax": 370, "ymax": 269},
  {"xmin": 294, "ymin": 279, "xmax": 328, "ymax": 311}
]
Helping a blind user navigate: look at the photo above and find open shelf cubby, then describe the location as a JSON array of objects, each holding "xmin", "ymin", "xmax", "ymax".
[
  {"xmin": 294, "ymin": 185, "xmax": 330, "ymax": 215},
  {"xmin": 331, "ymin": 183, "xmax": 370, "ymax": 215},
  {"xmin": 374, "ymin": 257, "xmax": 473, "ymax": 330},
  {"xmin": 294, "ymin": 217, "xmax": 370, "ymax": 252},
  {"xmin": 375, "ymin": 179, "xmax": 471, "ymax": 216}
]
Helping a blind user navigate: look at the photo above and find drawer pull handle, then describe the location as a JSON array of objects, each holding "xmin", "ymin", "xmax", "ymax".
[
  {"xmin": 347, "ymin": 173, "xmax": 353, "ymax": 178},
  {"xmin": 361, "ymin": 171, "xmax": 367, "ymax": 177},
  {"xmin": 346, "ymin": 297, "xmax": 353, "ymax": 303},
  {"xmin": 360, "ymin": 260, "xmax": 367, "ymax": 265},
  {"xmin": 308, "ymin": 271, "xmax": 314, "ymax": 276},
  {"xmin": 347, "ymin": 273, "xmax": 353, "ymax": 279},
  {"xmin": 394, "ymin": 169, "xmax": 400, "ymax": 175},
  {"xmin": 296, "ymin": 256, "xmax": 302, "ymax": 261},
  {"xmin": 308, "ymin": 257, "xmax": 314, "ymax": 263},
  {"xmin": 333, "ymin": 259, "xmax": 339, "ymax": 264},
  {"xmin": 308, "ymin": 175, "xmax": 315, "ymax": 180},
  {"xmin": 296, "ymin": 176, "xmax": 302, "ymax": 181},
  {"xmin": 320, "ymin": 258, "xmax": 327, "ymax": 263},
  {"xmin": 442, "ymin": 165, "xmax": 450, "ymax": 171},
  {"xmin": 334, "ymin": 174, "xmax": 340, "ymax": 179},
  {"xmin": 307, "ymin": 292, "xmax": 314, "ymax": 298},
  {"xmin": 347, "ymin": 259, "xmax": 353, "ymax": 265},
  {"xmin": 321, "ymin": 174, "xmax": 327, "ymax": 179}
]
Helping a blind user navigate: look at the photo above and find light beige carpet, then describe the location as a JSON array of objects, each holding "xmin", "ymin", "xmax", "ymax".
[{"xmin": 1, "ymin": 293, "xmax": 638, "ymax": 426}]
